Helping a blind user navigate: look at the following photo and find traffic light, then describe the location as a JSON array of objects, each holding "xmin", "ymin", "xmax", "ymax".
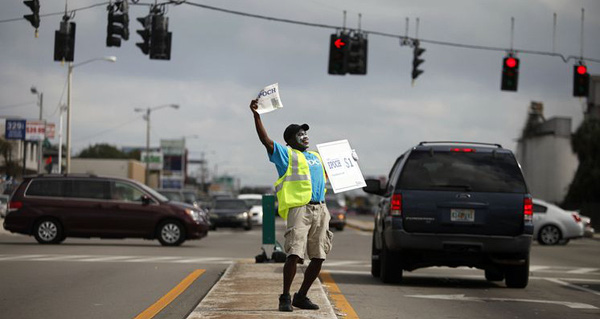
[
  {"xmin": 136, "ymin": 15, "xmax": 152, "ymax": 55},
  {"xmin": 150, "ymin": 15, "xmax": 172, "ymax": 60},
  {"xmin": 328, "ymin": 32, "xmax": 349, "ymax": 75},
  {"xmin": 501, "ymin": 54, "xmax": 519, "ymax": 91},
  {"xmin": 573, "ymin": 62, "xmax": 590, "ymax": 97},
  {"xmin": 106, "ymin": 0, "xmax": 129, "ymax": 47},
  {"xmin": 54, "ymin": 16, "xmax": 76, "ymax": 62},
  {"xmin": 347, "ymin": 33, "xmax": 368, "ymax": 75},
  {"xmin": 23, "ymin": 0, "xmax": 40, "ymax": 37},
  {"xmin": 412, "ymin": 40, "xmax": 425, "ymax": 81}
]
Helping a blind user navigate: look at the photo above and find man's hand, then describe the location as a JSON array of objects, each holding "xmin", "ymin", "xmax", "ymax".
[{"xmin": 250, "ymin": 99, "xmax": 259, "ymax": 115}]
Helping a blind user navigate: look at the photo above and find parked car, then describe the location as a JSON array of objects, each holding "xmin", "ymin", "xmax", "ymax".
[
  {"xmin": 532, "ymin": 199, "xmax": 584, "ymax": 245},
  {"xmin": 364, "ymin": 141, "xmax": 533, "ymax": 288},
  {"xmin": 0, "ymin": 194, "xmax": 8, "ymax": 218},
  {"xmin": 326, "ymin": 195, "xmax": 346, "ymax": 231},
  {"xmin": 580, "ymin": 215, "xmax": 595, "ymax": 238},
  {"xmin": 157, "ymin": 188, "xmax": 201, "ymax": 209},
  {"xmin": 2, "ymin": 174, "xmax": 210, "ymax": 246},
  {"xmin": 238, "ymin": 194, "xmax": 263, "ymax": 226},
  {"xmin": 209, "ymin": 199, "xmax": 252, "ymax": 231}
]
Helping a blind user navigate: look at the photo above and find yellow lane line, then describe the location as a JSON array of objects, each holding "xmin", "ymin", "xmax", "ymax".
[
  {"xmin": 319, "ymin": 271, "xmax": 360, "ymax": 319},
  {"xmin": 134, "ymin": 269, "xmax": 206, "ymax": 319}
]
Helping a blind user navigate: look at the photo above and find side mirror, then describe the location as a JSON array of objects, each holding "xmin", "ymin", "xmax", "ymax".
[
  {"xmin": 141, "ymin": 195, "xmax": 152, "ymax": 205},
  {"xmin": 363, "ymin": 179, "xmax": 386, "ymax": 196}
]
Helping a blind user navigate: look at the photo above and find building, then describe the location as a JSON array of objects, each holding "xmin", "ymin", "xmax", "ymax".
[
  {"xmin": 516, "ymin": 102, "xmax": 578, "ymax": 204},
  {"xmin": 70, "ymin": 158, "xmax": 146, "ymax": 184}
]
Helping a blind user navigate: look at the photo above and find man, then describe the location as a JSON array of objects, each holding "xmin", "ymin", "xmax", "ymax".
[{"xmin": 250, "ymin": 98, "xmax": 333, "ymax": 312}]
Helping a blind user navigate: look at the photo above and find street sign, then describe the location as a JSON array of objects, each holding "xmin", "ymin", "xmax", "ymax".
[
  {"xmin": 5, "ymin": 119, "xmax": 26, "ymax": 140},
  {"xmin": 25, "ymin": 120, "xmax": 46, "ymax": 141},
  {"xmin": 45, "ymin": 123, "xmax": 56, "ymax": 139},
  {"xmin": 141, "ymin": 150, "xmax": 163, "ymax": 170}
]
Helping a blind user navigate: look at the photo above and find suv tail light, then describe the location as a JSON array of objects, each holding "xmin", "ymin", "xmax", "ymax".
[
  {"xmin": 8, "ymin": 200, "xmax": 22, "ymax": 211},
  {"xmin": 572, "ymin": 213, "xmax": 582, "ymax": 223},
  {"xmin": 523, "ymin": 197, "xmax": 533, "ymax": 222},
  {"xmin": 390, "ymin": 194, "xmax": 402, "ymax": 216},
  {"xmin": 451, "ymin": 148, "xmax": 475, "ymax": 152}
]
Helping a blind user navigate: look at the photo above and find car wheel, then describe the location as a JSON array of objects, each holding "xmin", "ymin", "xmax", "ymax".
[
  {"xmin": 539, "ymin": 225, "xmax": 562, "ymax": 245},
  {"xmin": 337, "ymin": 225, "xmax": 345, "ymax": 231},
  {"xmin": 34, "ymin": 218, "xmax": 63, "ymax": 244},
  {"xmin": 371, "ymin": 232, "xmax": 381, "ymax": 278},
  {"xmin": 505, "ymin": 256, "xmax": 529, "ymax": 288},
  {"xmin": 485, "ymin": 267, "xmax": 505, "ymax": 281},
  {"xmin": 244, "ymin": 220, "xmax": 253, "ymax": 231},
  {"xmin": 380, "ymin": 238, "xmax": 402, "ymax": 284},
  {"xmin": 157, "ymin": 221, "xmax": 185, "ymax": 246}
]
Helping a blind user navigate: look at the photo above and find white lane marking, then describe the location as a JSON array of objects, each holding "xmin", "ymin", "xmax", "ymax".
[
  {"xmin": 530, "ymin": 265, "xmax": 551, "ymax": 271},
  {"xmin": 567, "ymin": 268, "xmax": 599, "ymax": 274},
  {"xmin": 77, "ymin": 256, "xmax": 136, "ymax": 262},
  {"xmin": 545, "ymin": 278, "xmax": 600, "ymax": 296},
  {"xmin": 0, "ymin": 254, "xmax": 50, "ymax": 261},
  {"xmin": 325, "ymin": 260, "xmax": 364, "ymax": 267},
  {"xmin": 405, "ymin": 294, "xmax": 598, "ymax": 309},
  {"xmin": 32, "ymin": 255, "xmax": 94, "ymax": 261},
  {"xmin": 122, "ymin": 256, "xmax": 185, "ymax": 263},
  {"xmin": 171, "ymin": 257, "xmax": 233, "ymax": 264}
]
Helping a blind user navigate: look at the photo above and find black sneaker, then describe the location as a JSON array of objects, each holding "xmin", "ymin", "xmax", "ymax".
[
  {"xmin": 292, "ymin": 293, "xmax": 319, "ymax": 310},
  {"xmin": 279, "ymin": 293, "xmax": 292, "ymax": 312}
]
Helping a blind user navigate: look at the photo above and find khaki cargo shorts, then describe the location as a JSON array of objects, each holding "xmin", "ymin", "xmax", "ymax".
[{"xmin": 284, "ymin": 203, "xmax": 334, "ymax": 261}]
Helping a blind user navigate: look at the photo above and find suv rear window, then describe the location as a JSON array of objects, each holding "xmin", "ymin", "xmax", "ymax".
[
  {"xmin": 397, "ymin": 150, "xmax": 527, "ymax": 193},
  {"xmin": 26, "ymin": 179, "xmax": 65, "ymax": 197}
]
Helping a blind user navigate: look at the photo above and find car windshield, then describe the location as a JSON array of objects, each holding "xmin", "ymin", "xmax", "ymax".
[
  {"xmin": 398, "ymin": 150, "xmax": 527, "ymax": 193},
  {"xmin": 215, "ymin": 200, "xmax": 247, "ymax": 209},
  {"xmin": 326, "ymin": 198, "xmax": 342, "ymax": 209},
  {"xmin": 183, "ymin": 192, "xmax": 197, "ymax": 202},
  {"xmin": 161, "ymin": 191, "xmax": 184, "ymax": 202},
  {"xmin": 136, "ymin": 183, "xmax": 169, "ymax": 202},
  {"xmin": 242, "ymin": 199, "xmax": 262, "ymax": 207}
]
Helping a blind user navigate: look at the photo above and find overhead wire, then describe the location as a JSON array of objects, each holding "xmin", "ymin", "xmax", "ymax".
[{"xmin": 0, "ymin": 0, "xmax": 598, "ymax": 64}]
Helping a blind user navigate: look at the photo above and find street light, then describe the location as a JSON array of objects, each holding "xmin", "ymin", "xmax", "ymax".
[
  {"xmin": 65, "ymin": 56, "xmax": 117, "ymax": 174},
  {"xmin": 134, "ymin": 103, "xmax": 180, "ymax": 185},
  {"xmin": 30, "ymin": 86, "xmax": 43, "ymax": 173}
]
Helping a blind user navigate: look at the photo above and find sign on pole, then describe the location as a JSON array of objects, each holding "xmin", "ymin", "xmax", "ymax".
[
  {"xmin": 316, "ymin": 139, "xmax": 366, "ymax": 193},
  {"xmin": 5, "ymin": 119, "xmax": 26, "ymax": 140},
  {"xmin": 25, "ymin": 120, "xmax": 46, "ymax": 141},
  {"xmin": 45, "ymin": 123, "xmax": 56, "ymax": 139}
]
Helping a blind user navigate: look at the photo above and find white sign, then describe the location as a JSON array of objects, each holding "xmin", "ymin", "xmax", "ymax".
[
  {"xmin": 141, "ymin": 151, "xmax": 163, "ymax": 170},
  {"xmin": 25, "ymin": 120, "xmax": 46, "ymax": 141},
  {"xmin": 316, "ymin": 139, "xmax": 366, "ymax": 193},
  {"xmin": 255, "ymin": 83, "xmax": 283, "ymax": 114},
  {"xmin": 46, "ymin": 123, "xmax": 56, "ymax": 139}
]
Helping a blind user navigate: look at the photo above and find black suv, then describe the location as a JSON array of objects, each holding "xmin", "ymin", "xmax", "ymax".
[{"xmin": 364, "ymin": 142, "xmax": 533, "ymax": 288}]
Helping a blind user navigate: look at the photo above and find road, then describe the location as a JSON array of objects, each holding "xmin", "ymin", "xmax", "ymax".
[{"xmin": 1, "ymin": 214, "xmax": 599, "ymax": 319}]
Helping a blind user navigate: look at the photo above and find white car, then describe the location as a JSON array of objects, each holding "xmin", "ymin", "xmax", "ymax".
[
  {"xmin": 532, "ymin": 198, "xmax": 584, "ymax": 245},
  {"xmin": 238, "ymin": 194, "xmax": 263, "ymax": 226}
]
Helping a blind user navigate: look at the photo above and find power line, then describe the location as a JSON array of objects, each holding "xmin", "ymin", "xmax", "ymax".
[{"xmin": 2, "ymin": 0, "xmax": 598, "ymax": 64}]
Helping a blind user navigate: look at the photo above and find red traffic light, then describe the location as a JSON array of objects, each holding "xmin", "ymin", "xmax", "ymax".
[
  {"xmin": 576, "ymin": 65, "xmax": 587, "ymax": 75},
  {"xmin": 505, "ymin": 57, "xmax": 517, "ymax": 68},
  {"xmin": 334, "ymin": 38, "xmax": 346, "ymax": 49}
]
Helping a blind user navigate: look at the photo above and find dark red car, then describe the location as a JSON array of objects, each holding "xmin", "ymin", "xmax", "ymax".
[{"xmin": 3, "ymin": 175, "xmax": 210, "ymax": 246}]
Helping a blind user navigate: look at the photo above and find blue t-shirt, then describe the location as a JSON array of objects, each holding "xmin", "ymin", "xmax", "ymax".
[{"xmin": 269, "ymin": 141, "xmax": 325, "ymax": 202}]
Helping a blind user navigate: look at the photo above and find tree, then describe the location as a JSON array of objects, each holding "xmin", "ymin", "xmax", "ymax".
[
  {"xmin": 0, "ymin": 138, "xmax": 19, "ymax": 178},
  {"xmin": 563, "ymin": 118, "xmax": 600, "ymax": 207},
  {"xmin": 78, "ymin": 143, "xmax": 128, "ymax": 159}
]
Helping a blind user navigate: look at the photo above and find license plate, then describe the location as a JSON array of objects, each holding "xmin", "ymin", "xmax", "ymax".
[{"xmin": 450, "ymin": 209, "xmax": 475, "ymax": 222}]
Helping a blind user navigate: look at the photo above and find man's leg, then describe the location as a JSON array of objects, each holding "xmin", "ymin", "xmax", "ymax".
[
  {"xmin": 283, "ymin": 255, "xmax": 300, "ymax": 295},
  {"xmin": 298, "ymin": 258, "xmax": 324, "ymax": 296}
]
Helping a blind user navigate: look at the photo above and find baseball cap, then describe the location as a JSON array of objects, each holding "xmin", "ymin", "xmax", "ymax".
[{"xmin": 283, "ymin": 123, "xmax": 309, "ymax": 143}]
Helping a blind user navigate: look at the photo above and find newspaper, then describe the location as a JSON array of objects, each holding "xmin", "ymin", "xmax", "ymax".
[
  {"xmin": 255, "ymin": 83, "xmax": 283, "ymax": 114},
  {"xmin": 316, "ymin": 140, "xmax": 366, "ymax": 193}
]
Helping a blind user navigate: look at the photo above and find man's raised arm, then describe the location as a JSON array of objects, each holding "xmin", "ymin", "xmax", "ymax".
[{"xmin": 250, "ymin": 99, "xmax": 274, "ymax": 155}]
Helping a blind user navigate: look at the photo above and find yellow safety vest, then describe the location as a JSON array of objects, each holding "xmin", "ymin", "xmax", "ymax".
[{"xmin": 274, "ymin": 148, "xmax": 326, "ymax": 219}]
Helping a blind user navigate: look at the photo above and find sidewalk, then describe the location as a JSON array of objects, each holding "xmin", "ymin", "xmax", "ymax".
[{"xmin": 187, "ymin": 261, "xmax": 337, "ymax": 319}]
